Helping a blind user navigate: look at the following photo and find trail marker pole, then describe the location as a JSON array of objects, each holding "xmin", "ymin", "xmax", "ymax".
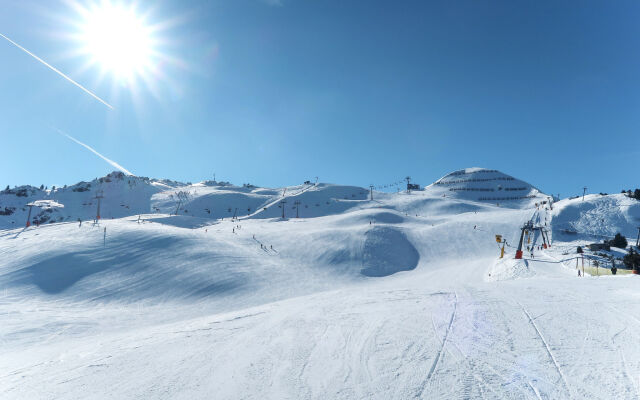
[{"xmin": 103, "ymin": 227, "xmax": 106, "ymax": 247}]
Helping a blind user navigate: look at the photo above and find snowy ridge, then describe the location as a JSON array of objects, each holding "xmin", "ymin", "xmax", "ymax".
[
  {"xmin": 0, "ymin": 172, "xmax": 182, "ymax": 229},
  {"xmin": 0, "ymin": 172, "xmax": 374, "ymax": 229}
]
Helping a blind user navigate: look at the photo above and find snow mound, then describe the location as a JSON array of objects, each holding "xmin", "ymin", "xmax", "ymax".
[
  {"xmin": 425, "ymin": 167, "xmax": 547, "ymax": 208},
  {"xmin": 552, "ymin": 193, "xmax": 640, "ymax": 241},
  {"xmin": 333, "ymin": 209, "xmax": 405, "ymax": 225},
  {"xmin": 485, "ymin": 257, "xmax": 534, "ymax": 281},
  {"xmin": 361, "ymin": 227, "xmax": 419, "ymax": 277},
  {"xmin": 146, "ymin": 215, "xmax": 217, "ymax": 229}
]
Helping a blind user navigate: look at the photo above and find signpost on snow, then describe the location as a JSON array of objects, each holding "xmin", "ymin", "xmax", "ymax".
[{"xmin": 495, "ymin": 234, "xmax": 506, "ymax": 258}]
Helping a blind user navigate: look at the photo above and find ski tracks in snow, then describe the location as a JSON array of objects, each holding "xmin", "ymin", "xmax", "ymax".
[
  {"xmin": 416, "ymin": 291, "xmax": 458, "ymax": 398},
  {"xmin": 518, "ymin": 301, "xmax": 572, "ymax": 399}
]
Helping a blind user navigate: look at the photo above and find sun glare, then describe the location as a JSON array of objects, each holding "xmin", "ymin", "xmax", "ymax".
[{"xmin": 79, "ymin": 2, "xmax": 154, "ymax": 79}]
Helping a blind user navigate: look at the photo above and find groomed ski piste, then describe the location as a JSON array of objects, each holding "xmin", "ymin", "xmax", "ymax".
[{"xmin": 1, "ymin": 168, "xmax": 639, "ymax": 399}]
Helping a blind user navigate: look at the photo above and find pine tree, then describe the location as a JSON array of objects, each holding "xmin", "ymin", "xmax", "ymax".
[{"xmin": 608, "ymin": 233, "xmax": 628, "ymax": 249}]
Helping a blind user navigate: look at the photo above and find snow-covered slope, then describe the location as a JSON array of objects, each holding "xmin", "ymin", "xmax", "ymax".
[
  {"xmin": 2, "ymin": 168, "xmax": 640, "ymax": 400},
  {"xmin": 552, "ymin": 193, "xmax": 640, "ymax": 241},
  {"xmin": 151, "ymin": 182, "xmax": 370, "ymax": 220}
]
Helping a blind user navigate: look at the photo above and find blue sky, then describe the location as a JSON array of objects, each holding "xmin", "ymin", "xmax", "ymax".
[{"xmin": 0, "ymin": 0, "xmax": 638, "ymax": 197}]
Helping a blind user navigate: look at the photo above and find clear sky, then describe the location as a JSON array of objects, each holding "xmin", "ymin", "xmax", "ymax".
[{"xmin": 0, "ymin": 0, "xmax": 638, "ymax": 198}]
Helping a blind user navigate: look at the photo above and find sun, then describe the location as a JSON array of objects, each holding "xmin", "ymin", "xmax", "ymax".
[{"xmin": 78, "ymin": 2, "xmax": 155, "ymax": 79}]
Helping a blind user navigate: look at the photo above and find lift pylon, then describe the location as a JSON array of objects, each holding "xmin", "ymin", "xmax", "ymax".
[
  {"xmin": 25, "ymin": 204, "xmax": 34, "ymax": 227},
  {"xmin": 515, "ymin": 220, "xmax": 551, "ymax": 259}
]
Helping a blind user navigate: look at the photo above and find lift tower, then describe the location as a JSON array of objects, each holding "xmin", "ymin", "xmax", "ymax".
[
  {"xmin": 25, "ymin": 204, "xmax": 34, "ymax": 227},
  {"xmin": 515, "ymin": 220, "xmax": 551, "ymax": 259},
  {"xmin": 94, "ymin": 190, "xmax": 104, "ymax": 221},
  {"xmin": 294, "ymin": 200, "xmax": 301, "ymax": 218}
]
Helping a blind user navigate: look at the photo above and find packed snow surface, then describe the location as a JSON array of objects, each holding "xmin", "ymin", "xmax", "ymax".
[{"xmin": 1, "ymin": 169, "xmax": 640, "ymax": 399}]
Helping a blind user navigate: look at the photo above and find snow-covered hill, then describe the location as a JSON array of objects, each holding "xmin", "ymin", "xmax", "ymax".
[
  {"xmin": 552, "ymin": 193, "xmax": 640, "ymax": 241},
  {"xmin": 426, "ymin": 167, "xmax": 548, "ymax": 207},
  {"xmin": 0, "ymin": 172, "xmax": 374, "ymax": 229},
  {"xmin": 1, "ymin": 168, "xmax": 639, "ymax": 399},
  {"xmin": 0, "ymin": 172, "xmax": 182, "ymax": 229}
]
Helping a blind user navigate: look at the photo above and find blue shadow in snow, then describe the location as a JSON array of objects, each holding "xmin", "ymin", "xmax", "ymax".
[
  {"xmin": 24, "ymin": 252, "xmax": 110, "ymax": 294},
  {"xmin": 7, "ymin": 234, "xmax": 246, "ymax": 300}
]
